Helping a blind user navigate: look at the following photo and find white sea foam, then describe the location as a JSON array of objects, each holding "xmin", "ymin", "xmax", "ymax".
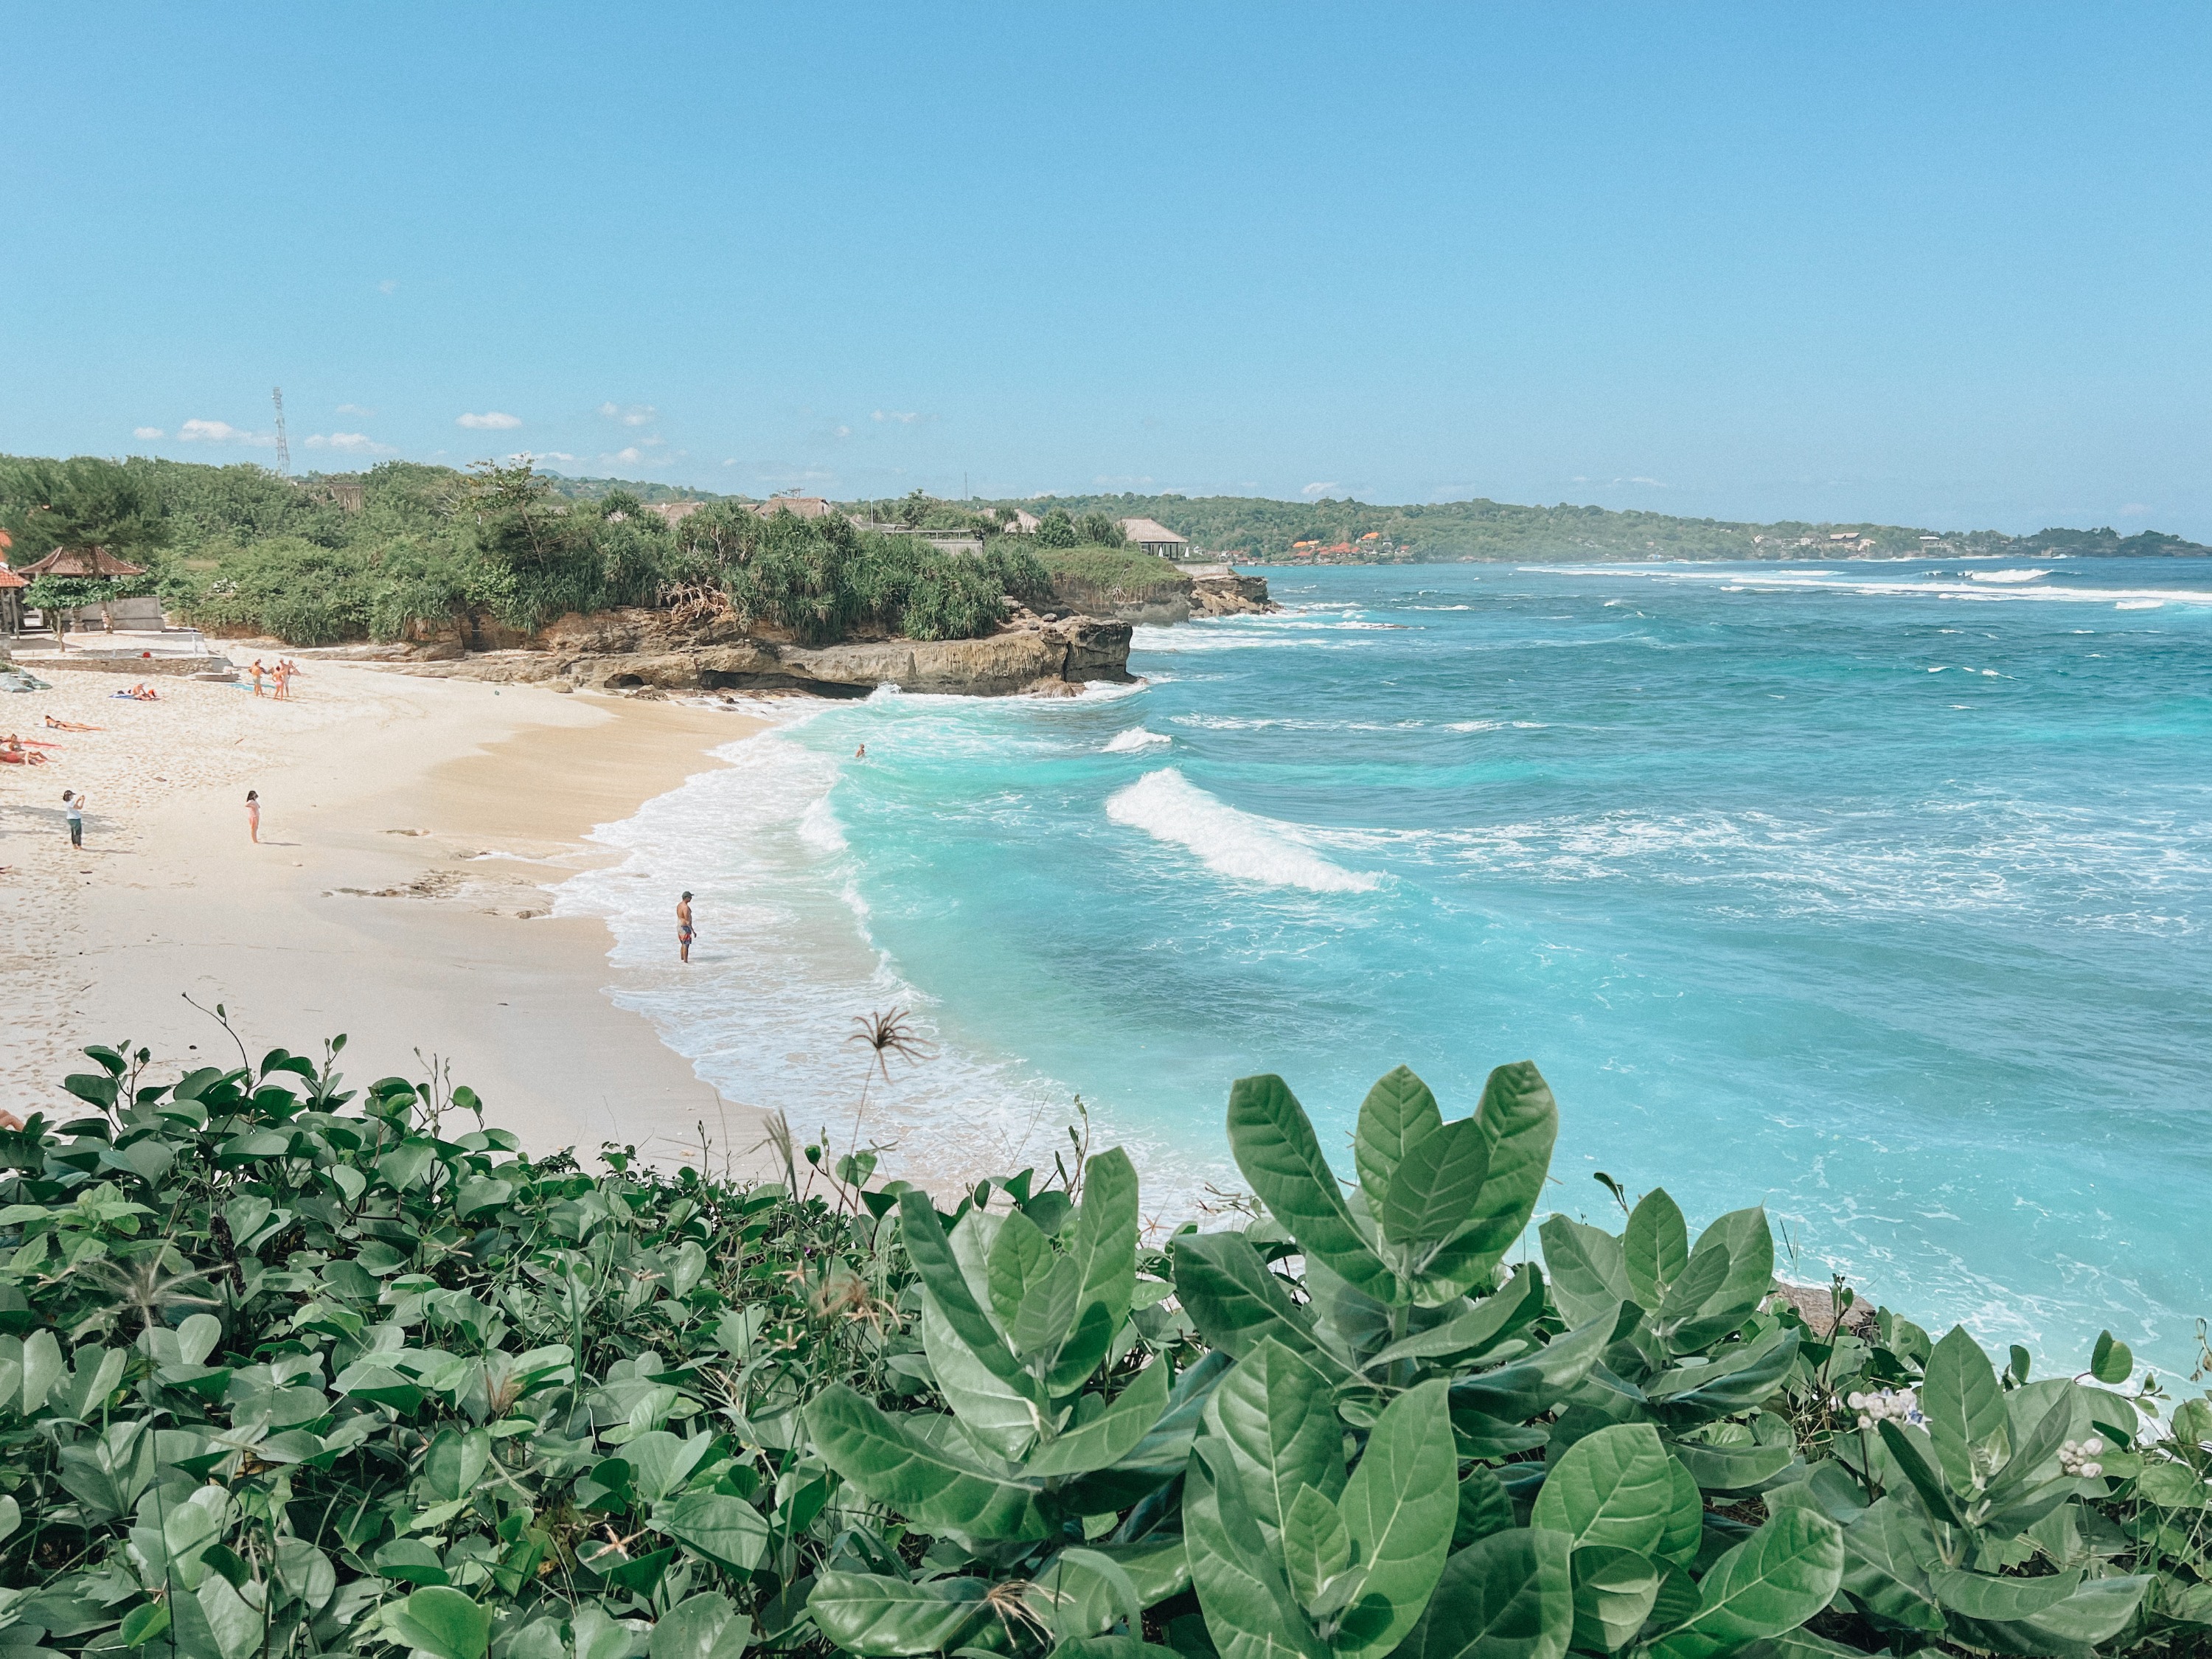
[
  {"xmin": 1560, "ymin": 563, "xmax": 2212, "ymax": 609},
  {"xmin": 2117, "ymin": 599, "xmax": 2165, "ymax": 611},
  {"xmin": 1105, "ymin": 768, "xmax": 1380, "ymax": 892},
  {"xmin": 1444, "ymin": 719, "xmax": 1548, "ymax": 732},
  {"xmin": 1105, "ymin": 726, "xmax": 1172, "ymax": 752},
  {"xmin": 1970, "ymin": 568, "xmax": 2051, "ymax": 584}
]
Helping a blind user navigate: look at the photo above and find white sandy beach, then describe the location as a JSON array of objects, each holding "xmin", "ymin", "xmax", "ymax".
[{"xmin": 0, "ymin": 654, "xmax": 773, "ymax": 1166}]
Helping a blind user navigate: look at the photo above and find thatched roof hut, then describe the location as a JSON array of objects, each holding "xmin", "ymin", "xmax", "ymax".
[{"xmin": 18, "ymin": 546, "xmax": 148, "ymax": 578}]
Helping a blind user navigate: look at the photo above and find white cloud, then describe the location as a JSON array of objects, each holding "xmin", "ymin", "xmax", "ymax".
[
  {"xmin": 611, "ymin": 446, "xmax": 645, "ymax": 465},
  {"xmin": 530, "ymin": 451, "xmax": 577, "ymax": 464},
  {"xmin": 305, "ymin": 431, "xmax": 397, "ymax": 456},
  {"xmin": 456, "ymin": 411, "xmax": 521, "ymax": 430},
  {"xmin": 1621, "ymin": 476, "xmax": 1669, "ymax": 488},
  {"xmin": 598, "ymin": 402, "xmax": 657, "ymax": 426},
  {"xmin": 1301, "ymin": 481, "xmax": 1340, "ymax": 498},
  {"xmin": 335, "ymin": 403, "xmax": 375, "ymax": 416},
  {"xmin": 378, "ymin": 279, "xmax": 399, "ymax": 295},
  {"xmin": 178, "ymin": 418, "xmax": 276, "ymax": 448},
  {"xmin": 832, "ymin": 425, "xmax": 852, "ymax": 439},
  {"xmin": 872, "ymin": 410, "xmax": 921, "ymax": 424},
  {"xmin": 133, "ymin": 425, "xmax": 164, "ymax": 439},
  {"xmin": 2119, "ymin": 502, "xmax": 2151, "ymax": 516}
]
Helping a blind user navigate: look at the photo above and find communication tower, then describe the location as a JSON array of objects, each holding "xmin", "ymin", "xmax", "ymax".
[{"xmin": 271, "ymin": 386, "xmax": 291, "ymax": 476}]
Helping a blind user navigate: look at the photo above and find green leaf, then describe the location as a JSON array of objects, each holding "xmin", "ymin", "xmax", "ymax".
[
  {"xmin": 383, "ymin": 1587, "xmax": 492, "ymax": 1659},
  {"xmin": 1448, "ymin": 1302, "xmax": 1618, "ymax": 1422},
  {"xmin": 1657, "ymin": 1456, "xmax": 1704, "ymax": 1567},
  {"xmin": 1652, "ymin": 1242, "xmax": 1730, "ymax": 1335},
  {"xmin": 373, "ymin": 1539, "xmax": 451, "ymax": 1585},
  {"xmin": 807, "ymin": 1573, "xmax": 987, "ymax": 1658},
  {"xmin": 1441, "ymin": 1470, "xmax": 1511, "ymax": 1555},
  {"xmin": 1646, "ymin": 1510, "xmax": 1844, "ymax": 1659},
  {"xmin": 1835, "ymin": 1495, "xmax": 1942, "ymax": 1634},
  {"xmin": 987, "ymin": 1208, "xmax": 1054, "ymax": 1331},
  {"xmin": 1009, "ymin": 1255, "xmax": 1082, "ymax": 1365},
  {"xmin": 804, "ymin": 1382, "xmax": 1048, "ymax": 1540},
  {"xmin": 1623, "ymin": 1188, "xmax": 1689, "ymax": 1310},
  {"xmin": 1396, "ymin": 1524, "xmax": 1573, "ymax": 1659},
  {"xmin": 1646, "ymin": 1326, "xmax": 1801, "ymax": 1420},
  {"xmin": 1334, "ymin": 1378, "xmax": 1458, "ymax": 1659},
  {"xmin": 1414, "ymin": 1061, "xmax": 1560, "ymax": 1299},
  {"xmin": 1539, "ymin": 1217, "xmax": 1634, "ymax": 1329},
  {"xmin": 1531, "ymin": 1422, "xmax": 1675, "ymax": 1556},
  {"xmin": 1380, "ymin": 1116, "xmax": 1491, "ymax": 1254},
  {"xmin": 422, "ymin": 1427, "xmax": 491, "ymax": 1502},
  {"xmin": 2089, "ymin": 1329, "xmax": 2133, "ymax": 1385},
  {"xmin": 195, "ymin": 1574, "xmax": 260, "ymax": 1659},
  {"xmin": 1992, "ymin": 1575, "xmax": 2150, "ymax": 1653},
  {"xmin": 1921, "ymin": 1326, "xmax": 2007, "ymax": 1491},
  {"xmin": 1203, "ymin": 1337, "xmax": 1346, "ymax": 1544},
  {"xmin": 1170, "ymin": 1231, "xmax": 1336, "ymax": 1373},
  {"xmin": 1669, "ymin": 1412, "xmax": 1800, "ymax": 1493},
  {"xmin": 1068, "ymin": 1147, "xmax": 1141, "ymax": 1330},
  {"xmin": 921, "ymin": 1287, "xmax": 1046, "ymax": 1458},
  {"xmin": 1683, "ymin": 1207, "xmax": 1775, "ymax": 1327},
  {"xmin": 656, "ymin": 1490, "xmax": 771, "ymax": 1573},
  {"xmin": 1039, "ymin": 1539, "xmax": 1192, "ymax": 1640},
  {"xmin": 1026, "ymin": 1358, "xmax": 1171, "ymax": 1477},
  {"xmin": 647, "ymin": 1593, "xmax": 751, "ymax": 1659},
  {"xmin": 1366, "ymin": 1262, "xmax": 1544, "ymax": 1372},
  {"xmin": 899, "ymin": 1190, "xmax": 1029, "ymax": 1387},
  {"xmin": 1570, "ymin": 1545, "xmax": 1663, "ymax": 1654},
  {"xmin": 1282, "ymin": 1485, "xmax": 1354, "ymax": 1614},
  {"xmin": 1930, "ymin": 1566, "xmax": 2084, "ymax": 1621},
  {"xmin": 121, "ymin": 1604, "xmax": 172, "ymax": 1649},
  {"xmin": 1183, "ymin": 1441, "xmax": 1328, "ymax": 1659},
  {"xmin": 1226, "ymin": 1073, "xmax": 1395, "ymax": 1301},
  {"xmin": 1353, "ymin": 1065, "xmax": 1443, "ymax": 1211}
]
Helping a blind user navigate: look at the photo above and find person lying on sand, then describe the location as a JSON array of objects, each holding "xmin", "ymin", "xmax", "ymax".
[
  {"xmin": 1, "ymin": 735, "xmax": 51, "ymax": 765},
  {"xmin": 44, "ymin": 715, "xmax": 101, "ymax": 731},
  {"xmin": 111, "ymin": 684, "xmax": 159, "ymax": 701}
]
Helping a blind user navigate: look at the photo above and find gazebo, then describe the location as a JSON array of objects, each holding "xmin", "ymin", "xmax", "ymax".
[{"xmin": 15, "ymin": 545, "xmax": 150, "ymax": 638}]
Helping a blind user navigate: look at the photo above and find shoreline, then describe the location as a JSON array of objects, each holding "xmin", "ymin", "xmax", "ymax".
[{"xmin": 1, "ymin": 661, "xmax": 770, "ymax": 1164}]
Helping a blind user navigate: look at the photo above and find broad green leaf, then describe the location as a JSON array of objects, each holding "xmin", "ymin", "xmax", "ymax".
[
  {"xmin": 1353, "ymin": 1065, "xmax": 1442, "ymax": 1211},
  {"xmin": 987, "ymin": 1208, "xmax": 1054, "ymax": 1332},
  {"xmin": 1335, "ymin": 1377, "xmax": 1458, "ymax": 1659},
  {"xmin": 121, "ymin": 1604, "xmax": 171, "ymax": 1649},
  {"xmin": 1170, "ymin": 1231, "xmax": 1338, "ymax": 1373},
  {"xmin": 373, "ymin": 1539, "xmax": 451, "ymax": 1585},
  {"xmin": 1448, "ymin": 1303, "xmax": 1617, "ymax": 1422},
  {"xmin": 1990, "ymin": 1575, "xmax": 2150, "ymax": 1652},
  {"xmin": 1930, "ymin": 1566, "xmax": 2083, "ymax": 1621},
  {"xmin": 1026, "ymin": 1359, "xmax": 1172, "ymax": 1477},
  {"xmin": 1038, "ymin": 1538, "xmax": 1192, "ymax": 1639},
  {"xmin": 1414, "ymin": 1061, "xmax": 1560, "ymax": 1300},
  {"xmin": 1571, "ymin": 1545, "xmax": 1662, "ymax": 1654},
  {"xmin": 1184, "ymin": 1442, "xmax": 1328, "ymax": 1659},
  {"xmin": 647, "ymin": 1593, "xmax": 751, "ymax": 1659},
  {"xmin": 1657, "ymin": 1456, "xmax": 1704, "ymax": 1566},
  {"xmin": 804, "ymin": 1382, "xmax": 1048, "ymax": 1540},
  {"xmin": 1646, "ymin": 1326, "xmax": 1801, "ymax": 1419},
  {"xmin": 1203, "ymin": 1337, "xmax": 1346, "ymax": 1544},
  {"xmin": 1670, "ymin": 1412, "xmax": 1801, "ymax": 1493},
  {"xmin": 1068, "ymin": 1147, "xmax": 1141, "ymax": 1329},
  {"xmin": 1920, "ymin": 1326, "xmax": 2006, "ymax": 1492},
  {"xmin": 898, "ymin": 1189, "xmax": 1029, "ymax": 1390},
  {"xmin": 1836, "ymin": 1495, "xmax": 1942, "ymax": 1634},
  {"xmin": 1646, "ymin": 1510, "xmax": 1844, "ymax": 1659},
  {"xmin": 1380, "ymin": 1117, "xmax": 1490, "ymax": 1253},
  {"xmin": 1539, "ymin": 1217, "xmax": 1634, "ymax": 1329},
  {"xmin": 383, "ymin": 1587, "xmax": 492, "ymax": 1659},
  {"xmin": 1455, "ymin": 1465, "xmax": 1516, "ymax": 1547},
  {"xmin": 626, "ymin": 1430, "xmax": 717, "ymax": 1505},
  {"xmin": 0, "ymin": 1494, "xmax": 18, "ymax": 1546},
  {"xmin": 1624, "ymin": 1188, "xmax": 1688, "ymax": 1310},
  {"xmin": 1681, "ymin": 1208, "xmax": 1774, "ymax": 1332},
  {"xmin": 1008, "ymin": 1254, "xmax": 1081, "ymax": 1364},
  {"xmin": 1652, "ymin": 1243, "xmax": 1730, "ymax": 1334},
  {"xmin": 1366, "ymin": 1262, "xmax": 1544, "ymax": 1372},
  {"xmin": 20, "ymin": 1329, "xmax": 63, "ymax": 1414},
  {"xmin": 422, "ymin": 1427, "xmax": 490, "ymax": 1502},
  {"xmin": 196, "ymin": 1574, "xmax": 260, "ymax": 1659},
  {"xmin": 1396, "ymin": 1524, "xmax": 1573, "ymax": 1659},
  {"xmin": 1226, "ymin": 1073, "xmax": 1395, "ymax": 1301},
  {"xmin": 807, "ymin": 1572, "xmax": 987, "ymax": 1658},
  {"xmin": 2089, "ymin": 1329, "xmax": 2133, "ymax": 1385},
  {"xmin": 922, "ymin": 1290, "xmax": 1046, "ymax": 1457},
  {"xmin": 1283, "ymin": 1485, "xmax": 1354, "ymax": 1613},
  {"xmin": 1531, "ymin": 1422, "xmax": 1674, "ymax": 1556},
  {"xmin": 656, "ymin": 1491, "xmax": 771, "ymax": 1574}
]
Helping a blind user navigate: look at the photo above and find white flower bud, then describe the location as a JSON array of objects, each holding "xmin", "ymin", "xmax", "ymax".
[
  {"xmin": 1847, "ymin": 1392, "xmax": 1866, "ymax": 1410},
  {"xmin": 2081, "ymin": 1462, "xmax": 2103, "ymax": 1479},
  {"xmin": 2081, "ymin": 1436, "xmax": 2104, "ymax": 1456},
  {"xmin": 1857, "ymin": 1415, "xmax": 1872, "ymax": 1430}
]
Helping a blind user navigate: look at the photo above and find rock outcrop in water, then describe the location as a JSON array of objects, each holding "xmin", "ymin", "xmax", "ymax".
[{"xmin": 381, "ymin": 605, "xmax": 1135, "ymax": 698}]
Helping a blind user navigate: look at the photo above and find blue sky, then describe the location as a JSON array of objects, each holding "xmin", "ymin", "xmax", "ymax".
[{"xmin": 5, "ymin": 4, "xmax": 2208, "ymax": 534}]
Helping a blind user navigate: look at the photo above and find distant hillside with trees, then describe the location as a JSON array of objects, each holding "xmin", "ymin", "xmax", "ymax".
[{"xmin": 993, "ymin": 490, "xmax": 2211, "ymax": 564}]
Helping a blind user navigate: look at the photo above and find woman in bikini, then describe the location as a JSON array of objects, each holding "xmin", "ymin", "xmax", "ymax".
[{"xmin": 246, "ymin": 790, "xmax": 261, "ymax": 844}]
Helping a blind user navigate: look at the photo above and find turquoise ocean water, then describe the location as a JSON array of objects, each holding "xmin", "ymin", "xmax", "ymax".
[{"xmin": 563, "ymin": 558, "xmax": 2212, "ymax": 1373}]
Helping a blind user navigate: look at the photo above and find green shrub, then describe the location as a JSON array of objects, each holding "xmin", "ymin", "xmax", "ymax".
[{"xmin": 5, "ymin": 1037, "xmax": 2206, "ymax": 1659}]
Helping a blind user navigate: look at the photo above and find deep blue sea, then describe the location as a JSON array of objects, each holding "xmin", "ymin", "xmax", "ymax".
[{"xmin": 565, "ymin": 558, "xmax": 2212, "ymax": 1374}]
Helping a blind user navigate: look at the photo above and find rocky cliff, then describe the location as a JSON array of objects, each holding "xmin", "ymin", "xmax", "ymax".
[{"xmin": 386, "ymin": 606, "xmax": 1135, "ymax": 698}]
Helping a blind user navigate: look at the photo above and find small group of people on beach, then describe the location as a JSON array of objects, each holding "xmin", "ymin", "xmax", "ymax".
[
  {"xmin": 250, "ymin": 658, "xmax": 299, "ymax": 699},
  {"xmin": 2, "ymin": 733, "xmax": 59, "ymax": 765},
  {"xmin": 112, "ymin": 683, "xmax": 160, "ymax": 701}
]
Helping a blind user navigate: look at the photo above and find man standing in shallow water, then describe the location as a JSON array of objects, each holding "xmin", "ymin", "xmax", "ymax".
[{"xmin": 676, "ymin": 891, "xmax": 694, "ymax": 963}]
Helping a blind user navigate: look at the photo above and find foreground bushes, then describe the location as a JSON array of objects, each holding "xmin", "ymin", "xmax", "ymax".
[{"xmin": 1, "ymin": 1037, "xmax": 2208, "ymax": 1659}]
